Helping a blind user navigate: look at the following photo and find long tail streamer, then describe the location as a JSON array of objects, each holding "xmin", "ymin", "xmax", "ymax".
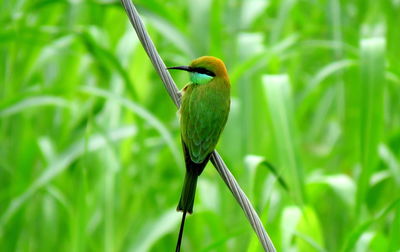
[{"xmin": 175, "ymin": 211, "xmax": 187, "ymax": 252}]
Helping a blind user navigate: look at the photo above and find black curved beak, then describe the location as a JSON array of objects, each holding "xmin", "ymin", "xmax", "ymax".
[{"xmin": 167, "ymin": 66, "xmax": 192, "ymax": 72}]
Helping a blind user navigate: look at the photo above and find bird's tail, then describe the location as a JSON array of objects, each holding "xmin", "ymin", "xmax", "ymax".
[
  {"xmin": 177, "ymin": 168, "xmax": 199, "ymax": 213},
  {"xmin": 175, "ymin": 165, "xmax": 205, "ymax": 252},
  {"xmin": 177, "ymin": 141, "xmax": 210, "ymax": 213},
  {"xmin": 175, "ymin": 161, "xmax": 201, "ymax": 252},
  {"xmin": 175, "ymin": 211, "xmax": 187, "ymax": 252},
  {"xmin": 175, "ymin": 142, "xmax": 211, "ymax": 251}
]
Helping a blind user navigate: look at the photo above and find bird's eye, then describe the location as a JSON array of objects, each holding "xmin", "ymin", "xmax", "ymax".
[{"xmin": 191, "ymin": 67, "xmax": 215, "ymax": 77}]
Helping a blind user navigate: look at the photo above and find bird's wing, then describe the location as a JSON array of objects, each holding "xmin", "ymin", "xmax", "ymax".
[{"xmin": 181, "ymin": 83, "xmax": 229, "ymax": 163}]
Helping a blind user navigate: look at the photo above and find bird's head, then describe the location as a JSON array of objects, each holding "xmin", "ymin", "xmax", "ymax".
[{"xmin": 167, "ymin": 56, "xmax": 229, "ymax": 85}]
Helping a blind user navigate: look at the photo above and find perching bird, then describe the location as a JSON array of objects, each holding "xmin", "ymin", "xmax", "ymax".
[{"xmin": 168, "ymin": 56, "xmax": 230, "ymax": 252}]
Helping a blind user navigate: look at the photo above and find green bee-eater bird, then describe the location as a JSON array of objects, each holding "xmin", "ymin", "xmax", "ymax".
[{"xmin": 167, "ymin": 56, "xmax": 231, "ymax": 252}]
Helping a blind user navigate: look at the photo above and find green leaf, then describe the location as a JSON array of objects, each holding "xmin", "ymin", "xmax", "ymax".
[
  {"xmin": 308, "ymin": 174, "xmax": 356, "ymax": 207},
  {"xmin": 262, "ymin": 74, "xmax": 305, "ymax": 204},
  {"xmin": 356, "ymin": 37, "xmax": 386, "ymax": 213},
  {"xmin": 0, "ymin": 126, "xmax": 137, "ymax": 229},
  {"xmin": 387, "ymin": 204, "xmax": 400, "ymax": 252},
  {"xmin": 280, "ymin": 206, "xmax": 302, "ymax": 251},
  {"xmin": 245, "ymin": 154, "xmax": 289, "ymax": 193},
  {"xmin": 80, "ymin": 86, "xmax": 181, "ymax": 165},
  {"xmin": 0, "ymin": 96, "xmax": 70, "ymax": 117},
  {"xmin": 379, "ymin": 144, "xmax": 400, "ymax": 186},
  {"xmin": 128, "ymin": 209, "xmax": 181, "ymax": 252}
]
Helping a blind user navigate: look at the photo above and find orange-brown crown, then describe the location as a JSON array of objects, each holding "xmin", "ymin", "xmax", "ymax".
[{"xmin": 190, "ymin": 56, "xmax": 229, "ymax": 81}]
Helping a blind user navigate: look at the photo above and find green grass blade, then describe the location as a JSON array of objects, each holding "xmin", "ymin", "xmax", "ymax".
[
  {"xmin": 341, "ymin": 199, "xmax": 400, "ymax": 252},
  {"xmin": 262, "ymin": 74, "xmax": 305, "ymax": 204},
  {"xmin": 356, "ymin": 37, "xmax": 386, "ymax": 213},
  {"xmin": 0, "ymin": 126, "xmax": 137, "ymax": 230},
  {"xmin": 387, "ymin": 203, "xmax": 400, "ymax": 252},
  {"xmin": 80, "ymin": 86, "xmax": 181, "ymax": 166},
  {"xmin": 0, "ymin": 96, "xmax": 70, "ymax": 117},
  {"xmin": 354, "ymin": 232, "xmax": 375, "ymax": 252},
  {"xmin": 280, "ymin": 206, "xmax": 301, "ymax": 251},
  {"xmin": 299, "ymin": 59, "xmax": 356, "ymax": 105},
  {"xmin": 128, "ymin": 209, "xmax": 181, "ymax": 252},
  {"xmin": 308, "ymin": 174, "xmax": 356, "ymax": 207},
  {"xmin": 379, "ymin": 144, "xmax": 400, "ymax": 186},
  {"xmin": 141, "ymin": 11, "xmax": 194, "ymax": 57},
  {"xmin": 245, "ymin": 155, "xmax": 289, "ymax": 193}
]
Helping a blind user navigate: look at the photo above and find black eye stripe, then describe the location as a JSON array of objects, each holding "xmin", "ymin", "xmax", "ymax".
[{"xmin": 190, "ymin": 67, "xmax": 215, "ymax": 77}]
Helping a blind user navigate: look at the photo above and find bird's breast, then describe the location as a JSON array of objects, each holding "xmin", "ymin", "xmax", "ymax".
[{"xmin": 180, "ymin": 79, "xmax": 230, "ymax": 163}]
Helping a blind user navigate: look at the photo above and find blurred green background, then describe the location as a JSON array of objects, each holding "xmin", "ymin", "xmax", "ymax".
[{"xmin": 1, "ymin": 0, "xmax": 400, "ymax": 251}]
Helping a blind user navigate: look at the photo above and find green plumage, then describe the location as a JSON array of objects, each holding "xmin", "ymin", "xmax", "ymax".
[
  {"xmin": 177, "ymin": 59, "xmax": 230, "ymax": 213},
  {"xmin": 181, "ymin": 81, "xmax": 230, "ymax": 163},
  {"xmin": 169, "ymin": 56, "xmax": 230, "ymax": 251}
]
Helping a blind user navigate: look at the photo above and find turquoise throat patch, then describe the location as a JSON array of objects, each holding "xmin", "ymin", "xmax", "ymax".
[{"xmin": 190, "ymin": 72, "xmax": 213, "ymax": 84}]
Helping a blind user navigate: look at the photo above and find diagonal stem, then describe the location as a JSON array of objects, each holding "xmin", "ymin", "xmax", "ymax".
[{"xmin": 120, "ymin": 1, "xmax": 276, "ymax": 251}]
